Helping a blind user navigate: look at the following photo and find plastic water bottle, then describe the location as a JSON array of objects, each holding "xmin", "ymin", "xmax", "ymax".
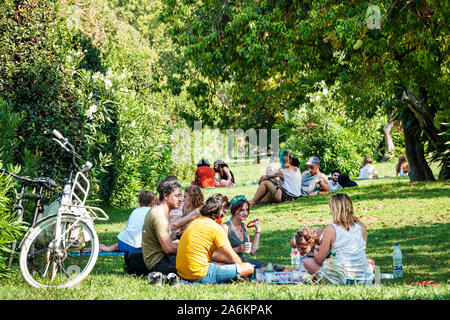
[
  {"xmin": 393, "ymin": 243, "xmax": 403, "ymax": 278},
  {"xmin": 264, "ymin": 263, "xmax": 274, "ymax": 283},
  {"xmin": 255, "ymin": 266, "xmax": 263, "ymax": 282},
  {"xmin": 290, "ymin": 248, "xmax": 300, "ymax": 270}
]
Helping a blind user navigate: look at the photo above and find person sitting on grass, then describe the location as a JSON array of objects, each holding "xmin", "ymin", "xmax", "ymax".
[
  {"xmin": 328, "ymin": 170, "xmax": 342, "ymax": 191},
  {"xmin": 290, "ymin": 227, "xmax": 324, "ymax": 272},
  {"xmin": 176, "ymin": 194, "xmax": 254, "ymax": 284},
  {"xmin": 99, "ymin": 190, "xmax": 156, "ymax": 252},
  {"xmin": 142, "ymin": 176, "xmax": 183, "ymax": 275},
  {"xmin": 358, "ymin": 156, "xmax": 379, "ymax": 179},
  {"xmin": 395, "ymin": 155, "xmax": 410, "ymax": 177},
  {"xmin": 300, "ymin": 157, "xmax": 330, "ymax": 197},
  {"xmin": 171, "ymin": 185, "xmax": 204, "ymax": 233},
  {"xmin": 214, "ymin": 160, "xmax": 236, "ymax": 187},
  {"xmin": 303, "ymin": 193, "xmax": 375, "ymax": 283},
  {"xmin": 222, "ymin": 195, "xmax": 283, "ymax": 271},
  {"xmin": 192, "ymin": 158, "xmax": 216, "ymax": 188},
  {"xmin": 249, "ymin": 150, "xmax": 301, "ymax": 206}
]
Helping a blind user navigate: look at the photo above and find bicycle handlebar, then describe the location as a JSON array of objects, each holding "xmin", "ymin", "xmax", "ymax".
[
  {"xmin": 0, "ymin": 168, "xmax": 57, "ymax": 189},
  {"xmin": 52, "ymin": 129, "xmax": 64, "ymax": 141}
]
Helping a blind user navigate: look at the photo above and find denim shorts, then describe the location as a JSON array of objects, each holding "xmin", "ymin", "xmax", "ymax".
[
  {"xmin": 192, "ymin": 262, "xmax": 241, "ymax": 284},
  {"xmin": 118, "ymin": 239, "xmax": 137, "ymax": 252}
]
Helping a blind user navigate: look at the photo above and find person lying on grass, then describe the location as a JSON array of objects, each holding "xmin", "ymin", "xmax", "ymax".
[
  {"xmin": 170, "ymin": 185, "xmax": 204, "ymax": 233},
  {"xmin": 300, "ymin": 156, "xmax": 330, "ymax": 197},
  {"xmin": 99, "ymin": 190, "xmax": 156, "ymax": 252},
  {"xmin": 303, "ymin": 193, "xmax": 375, "ymax": 283},
  {"xmin": 176, "ymin": 193, "xmax": 254, "ymax": 284},
  {"xmin": 222, "ymin": 195, "xmax": 285, "ymax": 271},
  {"xmin": 249, "ymin": 150, "xmax": 301, "ymax": 206}
]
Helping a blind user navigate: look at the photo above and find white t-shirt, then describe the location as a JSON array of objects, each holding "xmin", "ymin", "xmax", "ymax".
[
  {"xmin": 328, "ymin": 180, "xmax": 342, "ymax": 191},
  {"xmin": 358, "ymin": 164, "xmax": 377, "ymax": 179},
  {"xmin": 117, "ymin": 206, "xmax": 152, "ymax": 248}
]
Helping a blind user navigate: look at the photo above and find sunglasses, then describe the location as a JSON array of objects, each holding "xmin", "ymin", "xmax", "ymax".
[{"xmin": 297, "ymin": 232, "xmax": 312, "ymax": 241}]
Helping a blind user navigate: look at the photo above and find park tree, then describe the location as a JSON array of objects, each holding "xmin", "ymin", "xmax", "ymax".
[{"xmin": 161, "ymin": 0, "xmax": 449, "ymax": 181}]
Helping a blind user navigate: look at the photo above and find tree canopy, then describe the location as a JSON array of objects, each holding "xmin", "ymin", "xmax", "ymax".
[{"xmin": 161, "ymin": 0, "xmax": 449, "ymax": 180}]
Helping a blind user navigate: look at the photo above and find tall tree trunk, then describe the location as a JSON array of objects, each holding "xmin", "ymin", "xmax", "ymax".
[
  {"xmin": 383, "ymin": 112, "xmax": 396, "ymax": 159},
  {"xmin": 402, "ymin": 86, "xmax": 448, "ymax": 180},
  {"xmin": 402, "ymin": 112, "xmax": 435, "ymax": 182}
]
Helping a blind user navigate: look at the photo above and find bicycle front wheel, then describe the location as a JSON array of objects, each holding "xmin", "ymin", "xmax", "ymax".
[{"xmin": 19, "ymin": 214, "xmax": 99, "ymax": 288}]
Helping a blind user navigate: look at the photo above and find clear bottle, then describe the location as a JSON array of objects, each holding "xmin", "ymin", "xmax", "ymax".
[
  {"xmin": 255, "ymin": 266, "xmax": 263, "ymax": 282},
  {"xmin": 290, "ymin": 248, "xmax": 300, "ymax": 270},
  {"xmin": 393, "ymin": 243, "xmax": 403, "ymax": 278},
  {"xmin": 264, "ymin": 263, "xmax": 274, "ymax": 283}
]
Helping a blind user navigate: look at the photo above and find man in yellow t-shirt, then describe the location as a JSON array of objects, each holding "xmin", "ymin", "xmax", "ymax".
[{"xmin": 176, "ymin": 194, "xmax": 254, "ymax": 284}]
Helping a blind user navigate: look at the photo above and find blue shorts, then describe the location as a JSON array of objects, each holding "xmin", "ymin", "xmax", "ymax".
[
  {"xmin": 118, "ymin": 239, "xmax": 137, "ymax": 252},
  {"xmin": 191, "ymin": 262, "xmax": 241, "ymax": 284}
]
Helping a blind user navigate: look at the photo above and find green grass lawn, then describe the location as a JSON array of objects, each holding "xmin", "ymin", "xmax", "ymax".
[{"xmin": 1, "ymin": 159, "xmax": 449, "ymax": 300}]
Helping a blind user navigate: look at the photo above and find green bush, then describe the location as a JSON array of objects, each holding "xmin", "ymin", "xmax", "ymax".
[
  {"xmin": 283, "ymin": 83, "xmax": 384, "ymax": 177},
  {"xmin": 0, "ymin": 0, "xmax": 83, "ymax": 177}
]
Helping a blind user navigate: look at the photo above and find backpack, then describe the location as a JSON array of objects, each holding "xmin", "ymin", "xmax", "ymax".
[{"xmin": 124, "ymin": 248, "xmax": 149, "ymax": 276}]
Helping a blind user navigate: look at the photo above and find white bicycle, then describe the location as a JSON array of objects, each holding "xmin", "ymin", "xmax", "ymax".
[{"xmin": 18, "ymin": 130, "xmax": 109, "ymax": 288}]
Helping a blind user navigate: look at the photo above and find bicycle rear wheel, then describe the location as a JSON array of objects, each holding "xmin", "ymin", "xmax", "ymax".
[{"xmin": 19, "ymin": 214, "xmax": 99, "ymax": 288}]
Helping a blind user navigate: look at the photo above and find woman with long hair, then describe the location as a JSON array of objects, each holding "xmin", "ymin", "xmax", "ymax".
[
  {"xmin": 171, "ymin": 185, "xmax": 205, "ymax": 232},
  {"xmin": 358, "ymin": 156, "xmax": 379, "ymax": 179},
  {"xmin": 395, "ymin": 155, "xmax": 410, "ymax": 176},
  {"xmin": 249, "ymin": 150, "xmax": 301, "ymax": 206},
  {"xmin": 304, "ymin": 193, "xmax": 375, "ymax": 283}
]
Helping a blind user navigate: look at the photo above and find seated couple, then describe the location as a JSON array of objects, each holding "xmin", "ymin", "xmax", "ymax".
[
  {"xmin": 100, "ymin": 179, "xmax": 204, "ymax": 253},
  {"xmin": 192, "ymin": 159, "xmax": 235, "ymax": 188},
  {"xmin": 290, "ymin": 193, "xmax": 375, "ymax": 283},
  {"xmin": 249, "ymin": 153, "xmax": 330, "ymax": 207},
  {"xmin": 143, "ymin": 178, "xmax": 253, "ymax": 284}
]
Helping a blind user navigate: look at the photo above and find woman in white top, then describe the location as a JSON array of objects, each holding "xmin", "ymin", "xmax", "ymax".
[
  {"xmin": 249, "ymin": 150, "xmax": 301, "ymax": 206},
  {"xmin": 358, "ymin": 156, "xmax": 379, "ymax": 179},
  {"xmin": 395, "ymin": 155, "xmax": 410, "ymax": 177},
  {"xmin": 304, "ymin": 193, "xmax": 375, "ymax": 282}
]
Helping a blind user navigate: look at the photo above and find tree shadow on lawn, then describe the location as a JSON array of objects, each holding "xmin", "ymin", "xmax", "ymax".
[{"xmin": 254, "ymin": 222, "xmax": 449, "ymax": 284}]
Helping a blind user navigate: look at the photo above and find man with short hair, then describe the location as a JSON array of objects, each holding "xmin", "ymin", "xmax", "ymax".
[
  {"xmin": 300, "ymin": 157, "xmax": 330, "ymax": 196},
  {"xmin": 142, "ymin": 176, "xmax": 183, "ymax": 275},
  {"xmin": 328, "ymin": 170, "xmax": 342, "ymax": 191}
]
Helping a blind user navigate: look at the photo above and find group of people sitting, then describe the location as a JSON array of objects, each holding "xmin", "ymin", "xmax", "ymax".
[
  {"xmin": 192, "ymin": 159, "xmax": 236, "ymax": 188},
  {"xmin": 248, "ymin": 151, "xmax": 359, "ymax": 207},
  {"xmin": 100, "ymin": 172, "xmax": 375, "ymax": 285},
  {"xmin": 98, "ymin": 151, "xmax": 411, "ymax": 285}
]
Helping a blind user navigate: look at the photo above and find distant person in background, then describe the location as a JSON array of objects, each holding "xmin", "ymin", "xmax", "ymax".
[
  {"xmin": 291, "ymin": 157, "xmax": 300, "ymax": 169},
  {"xmin": 192, "ymin": 158, "xmax": 216, "ymax": 188},
  {"xmin": 100, "ymin": 190, "xmax": 156, "ymax": 252},
  {"xmin": 214, "ymin": 160, "xmax": 236, "ymax": 187},
  {"xmin": 337, "ymin": 174, "xmax": 358, "ymax": 188},
  {"xmin": 249, "ymin": 150, "xmax": 301, "ymax": 206},
  {"xmin": 358, "ymin": 156, "xmax": 379, "ymax": 179},
  {"xmin": 329, "ymin": 170, "xmax": 342, "ymax": 191},
  {"xmin": 300, "ymin": 157, "xmax": 330, "ymax": 197},
  {"xmin": 395, "ymin": 155, "xmax": 410, "ymax": 177}
]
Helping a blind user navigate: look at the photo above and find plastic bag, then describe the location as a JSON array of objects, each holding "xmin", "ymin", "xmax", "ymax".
[{"xmin": 319, "ymin": 258, "xmax": 347, "ymax": 285}]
